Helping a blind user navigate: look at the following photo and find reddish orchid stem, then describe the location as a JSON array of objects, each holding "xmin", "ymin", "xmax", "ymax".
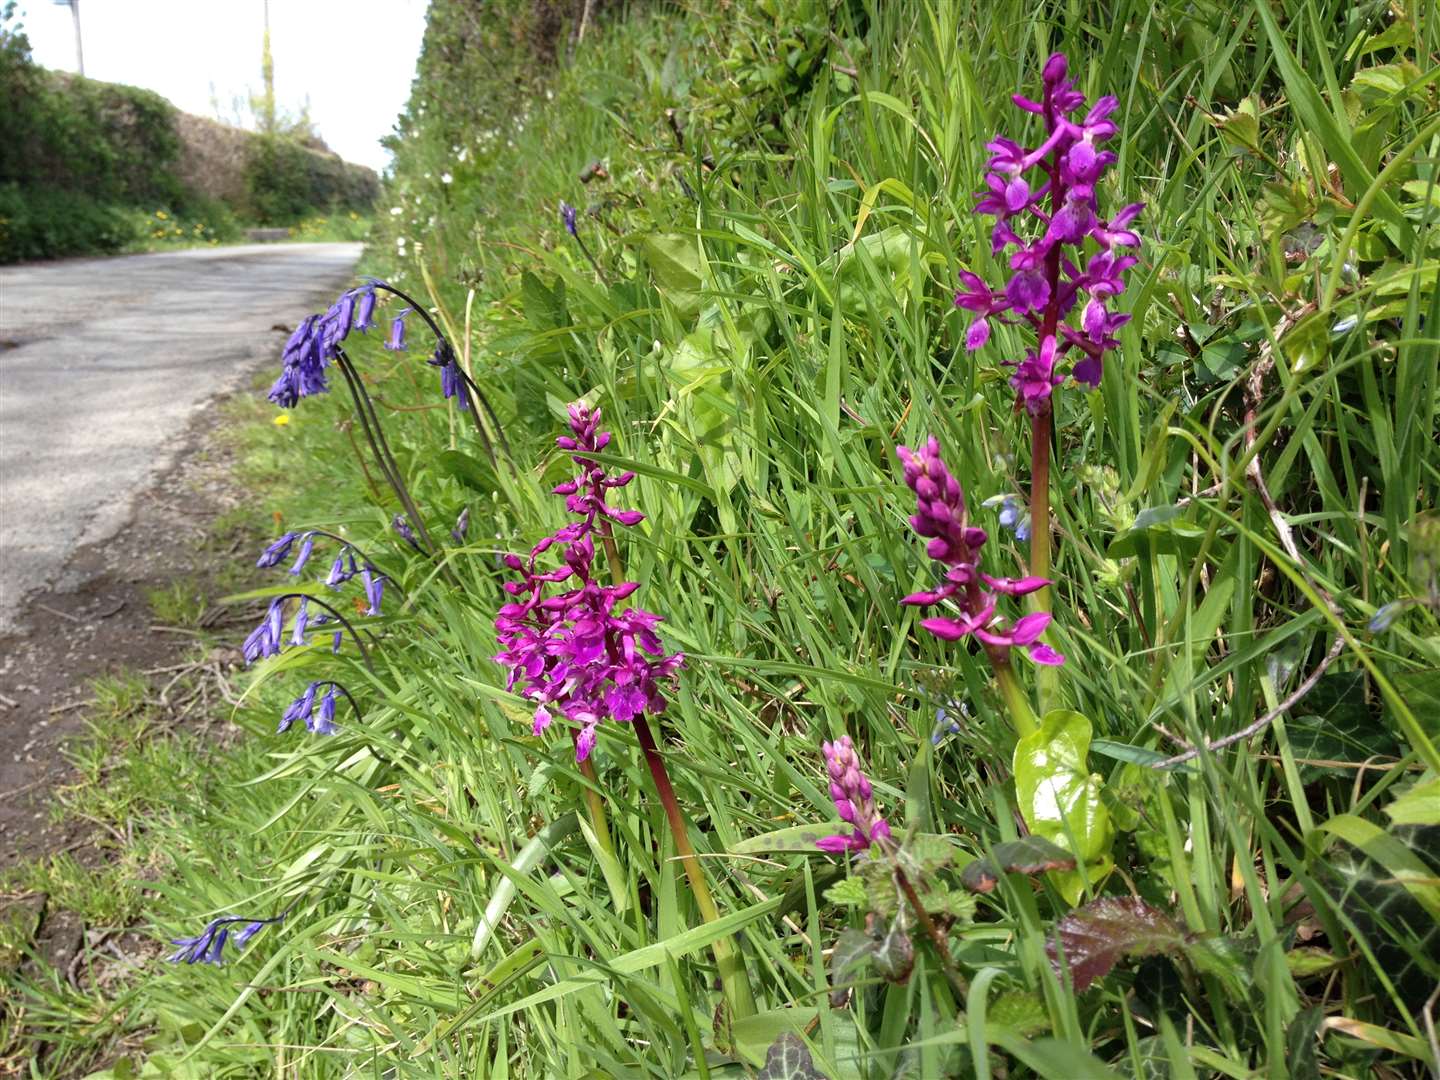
[{"xmin": 633, "ymin": 714, "xmax": 756, "ymax": 1020}]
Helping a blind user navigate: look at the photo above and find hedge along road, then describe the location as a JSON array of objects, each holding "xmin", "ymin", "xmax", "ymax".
[{"xmin": 0, "ymin": 242, "xmax": 362, "ymax": 633}]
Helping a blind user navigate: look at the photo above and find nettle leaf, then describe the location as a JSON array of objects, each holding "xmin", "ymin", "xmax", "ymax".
[
  {"xmin": 1047, "ymin": 897, "xmax": 1188, "ymax": 990},
  {"xmin": 861, "ymin": 861, "xmax": 900, "ymax": 918},
  {"xmin": 905, "ymin": 832, "xmax": 958, "ymax": 873},
  {"xmin": 989, "ymin": 990, "xmax": 1051, "ymax": 1037},
  {"xmin": 923, "ymin": 885, "xmax": 977, "ymax": 924},
  {"xmin": 757, "ymin": 1033, "xmax": 827, "ymax": 1080},
  {"xmin": 873, "ymin": 921, "xmax": 916, "ymax": 984},
  {"xmin": 1013, "ymin": 710, "xmax": 1114, "ymax": 902},
  {"xmin": 823, "ymin": 877, "xmax": 869, "ymax": 907},
  {"xmin": 960, "ymin": 836, "xmax": 1077, "ymax": 894}
]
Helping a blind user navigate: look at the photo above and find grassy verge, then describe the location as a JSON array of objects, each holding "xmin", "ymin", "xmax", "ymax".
[{"xmin": 4, "ymin": 0, "xmax": 1437, "ymax": 1076}]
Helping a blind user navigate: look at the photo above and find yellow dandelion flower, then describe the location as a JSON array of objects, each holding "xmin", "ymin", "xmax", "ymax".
[
  {"xmin": 156, "ymin": 210, "xmax": 168, "ymax": 220},
  {"xmin": 272, "ymin": 414, "xmax": 291, "ymax": 427}
]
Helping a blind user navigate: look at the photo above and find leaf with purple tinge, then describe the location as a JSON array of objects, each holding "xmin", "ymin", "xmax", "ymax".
[
  {"xmin": 960, "ymin": 836, "xmax": 1077, "ymax": 894},
  {"xmin": 757, "ymin": 1032, "xmax": 827, "ymax": 1080},
  {"xmin": 1046, "ymin": 896, "xmax": 1187, "ymax": 990}
]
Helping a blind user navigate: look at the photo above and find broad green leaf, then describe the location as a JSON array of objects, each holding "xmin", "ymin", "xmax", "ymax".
[
  {"xmin": 731, "ymin": 823, "xmax": 834, "ymax": 855},
  {"xmin": 1013, "ymin": 710, "xmax": 1114, "ymax": 902},
  {"xmin": 1385, "ymin": 777, "xmax": 1440, "ymax": 827}
]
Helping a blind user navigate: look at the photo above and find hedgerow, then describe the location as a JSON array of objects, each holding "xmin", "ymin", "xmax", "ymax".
[{"xmin": 8, "ymin": 0, "xmax": 1438, "ymax": 1076}]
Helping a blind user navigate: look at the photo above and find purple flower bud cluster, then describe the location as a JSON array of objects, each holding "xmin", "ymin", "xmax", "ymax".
[
  {"xmin": 898, "ymin": 438, "xmax": 1064, "ymax": 666},
  {"xmin": 816, "ymin": 735, "xmax": 892, "ymax": 854},
  {"xmin": 270, "ymin": 280, "xmax": 399, "ymax": 408},
  {"xmin": 168, "ymin": 912, "xmax": 283, "ymax": 965},
  {"xmin": 493, "ymin": 402, "xmax": 682, "ymax": 763},
  {"xmin": 956, "ymin": 53, "xmax": 1142, "ymax": 415}
]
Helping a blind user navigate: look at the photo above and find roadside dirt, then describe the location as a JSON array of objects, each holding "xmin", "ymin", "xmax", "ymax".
[
  {"xmin": 0, "ymin": 369, "xmax": 277, "ymax": 1036},
  {"xmin": 0, "ymin": 388, "xmax": 264, "ymax": 871}
]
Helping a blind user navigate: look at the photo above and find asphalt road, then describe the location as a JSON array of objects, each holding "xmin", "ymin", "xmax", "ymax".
[{"xmin": 0, "ymin": 242, "xmax": 363, "ymax": 633}]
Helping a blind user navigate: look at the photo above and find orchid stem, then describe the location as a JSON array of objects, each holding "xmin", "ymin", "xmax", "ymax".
[
  {"xmin": 633, "ymin": 714, "xmax": 756, "ymax": 1023},
  {"xmin": 1029, "ymin": 410, "xmax": 1058, "ymax": 713},
  {"xmin": 895, "ymin": 866, "xmax": 969, "ymax": 1003}
]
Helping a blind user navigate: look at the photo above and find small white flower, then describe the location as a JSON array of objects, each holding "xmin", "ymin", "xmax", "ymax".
[
  {"xmin": 441, "ymin": 172, "xmax": 453, "ymax": 184},
  {"xmin": 390, "ymin": 206, "xmax": 403, "ymax": 216}
]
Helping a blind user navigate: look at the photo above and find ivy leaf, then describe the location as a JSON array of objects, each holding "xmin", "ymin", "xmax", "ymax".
[
  {"xmin": 757, "ymin": 1033, "xmax": 827, "ymax": 1080},
  {"xmin": 1047, "ymin": 896, "xmax": 1188, "ymax": 990},
  {"xmin": 960, "ymin": 836, "xmax": 1077, "ymax": 894}
]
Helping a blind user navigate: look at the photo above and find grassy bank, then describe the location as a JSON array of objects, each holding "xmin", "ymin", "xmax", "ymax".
[{"xmin": 3, "ymin": 0, "xmax": 1437, "ymax": 1075}]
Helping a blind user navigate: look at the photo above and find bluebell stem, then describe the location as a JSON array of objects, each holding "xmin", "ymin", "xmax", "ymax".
[{"xmin": 168, "ymin": 912, "xmax": 284, "ymax": 965}]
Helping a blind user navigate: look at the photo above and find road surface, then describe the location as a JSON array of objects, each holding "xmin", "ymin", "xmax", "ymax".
[{"xmin": 0, "ymin": 242, "xmax": 363, "ymax": 632}]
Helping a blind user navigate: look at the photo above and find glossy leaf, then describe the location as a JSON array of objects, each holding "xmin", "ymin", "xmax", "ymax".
[{"xmin": 1013, "ymin": 710, "xmax": 1114, "ymax": 902}]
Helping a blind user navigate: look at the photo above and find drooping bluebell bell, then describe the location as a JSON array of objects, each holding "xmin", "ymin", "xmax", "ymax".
[
  {"xmin": 393, "ymin": 514, "xmax": 421, "ymax": 551},
  {"xmin": 560, "ymin": 201, "xmax": 578, "ymax": 237},
  {"xmin": 243, "ymin": 599, "xmax": 287, "ymax": 664},
  {"xmin": 289, "ymin": 598, "xmax": 311, "ymax": 647},
  {"xmin": 278, "ymin": 681, "xmax": 320, "ymax": 733},
  {"xmin": 313, "ymin": 685, "xmax": 339, "ymax": 735},
  {"xmin": 355, "ymin": 287, "xmax": 378, "ymax": 333},
  {"xmin": 361, "ymin": 566, "xmax": 385, "ymax": 616},
  {"xmin": 288, "ymin": 533, "xmax": 316, "ymax": 576},
  {"xmin": 385, "ymin": 308, "xmax": 411, "ymax": 351},
  {"xmin": 168, "ymin": 913, "xmax": 283, "ymax": 965},
  {"xmin": 257, "ymin": 532, "xmax": 300, "ymax": 569},
  {"xmin": 427, "ymin": 347, "xmax": 469, "ymax": 407},
  {"xmin": 451, "ymin": 508, "xmax": 470, "ymax": 543}
]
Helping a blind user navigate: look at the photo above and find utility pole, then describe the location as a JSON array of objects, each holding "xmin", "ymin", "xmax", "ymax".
[
  {"xmin": 260, "ymin": 0, "xmax": 276, "ymax": 134},
  {"xmin": 52, "ymin": 0, "xmax": 83, "ymax": 76}
]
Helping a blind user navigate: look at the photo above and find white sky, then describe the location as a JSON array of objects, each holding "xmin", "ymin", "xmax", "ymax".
[{"xmin": 16, "ymin": 1, "xmax": 429, "ymax": 172}]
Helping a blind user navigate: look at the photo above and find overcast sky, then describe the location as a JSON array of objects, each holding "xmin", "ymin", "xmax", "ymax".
[{"xmin": 16, "ymin": 1, "xmax": 428, "ymax": 172}]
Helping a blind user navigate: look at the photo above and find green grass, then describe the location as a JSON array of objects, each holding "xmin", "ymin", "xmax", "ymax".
[{"xmin": 3, "ymin": 0, "xmax": 1438, "ymax": 1075}]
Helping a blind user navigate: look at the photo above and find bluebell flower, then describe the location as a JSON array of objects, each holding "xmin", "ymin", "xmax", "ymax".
[
  {"xmin": 1369, "ymin": 600, "xmax": 1409, "ymax": 633},
  {"xmin": 168, "ymin": 913, "xmax": 282, "ymax": 965},
  {"xmin": 354, "ymin": 286, "xmax": 378, "ymax": 333},
  {"xmin": 560, "ymin": 201, "xmax": 578, "ymax": 237},
  {"xmin": 288, "ymin": 532, "xmax": 315, "ymax": 576},
  {"xmin": 452, "ymin": 508, "xmax": 470, "ymax": 543},
  {"xmin": 393, "ymin": 515, "xmax": 422, "ymax": 550},
  {"xmin": 278, "ymin": 680, "xmax": 320, "ymax": 732},
  {"xmin": 427, "ymin": 348, "xmax": 469, "ymax": 407},
  {"xmin": 256, "ymin": 532, "xmax": 300, "ymax": 569},
  {"xmin": 312, "ymin": 686, "xmax": 339, "ymax": 735},
  {"xmin": 385, "ymin": 308, "xmax": 411, "ymax": 351},
  {"xmin": 361, "ymin": 567, "xmax": 385, "ymax": 616},
  {"xmin": 243, "ymin": 599, "xmax": 286, "ymax": 664},
  {"xmin": 289, "ymin": 597, "xmax": 311, "ymax": 647}
]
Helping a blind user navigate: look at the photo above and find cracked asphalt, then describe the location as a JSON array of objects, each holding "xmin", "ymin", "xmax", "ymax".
[{"xmin": 0, "ymin": 242, "xmax": 362, "ymax": 633}]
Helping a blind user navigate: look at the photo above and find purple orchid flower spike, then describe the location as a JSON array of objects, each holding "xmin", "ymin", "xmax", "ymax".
[
  {"xmin": 494, "ymin": 402, "xmax": 682, "ymax": 763},
  {"xmin": 957, "ymin": 52, "xmax": 1142, "ymax": 414},
  {"xmin": 817, "ymin": 735, "xmax": 892, "ymax": 854},
  {"xmin": 897, "ymin": 438, "xmax": 1064, "ymax": 667}
]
